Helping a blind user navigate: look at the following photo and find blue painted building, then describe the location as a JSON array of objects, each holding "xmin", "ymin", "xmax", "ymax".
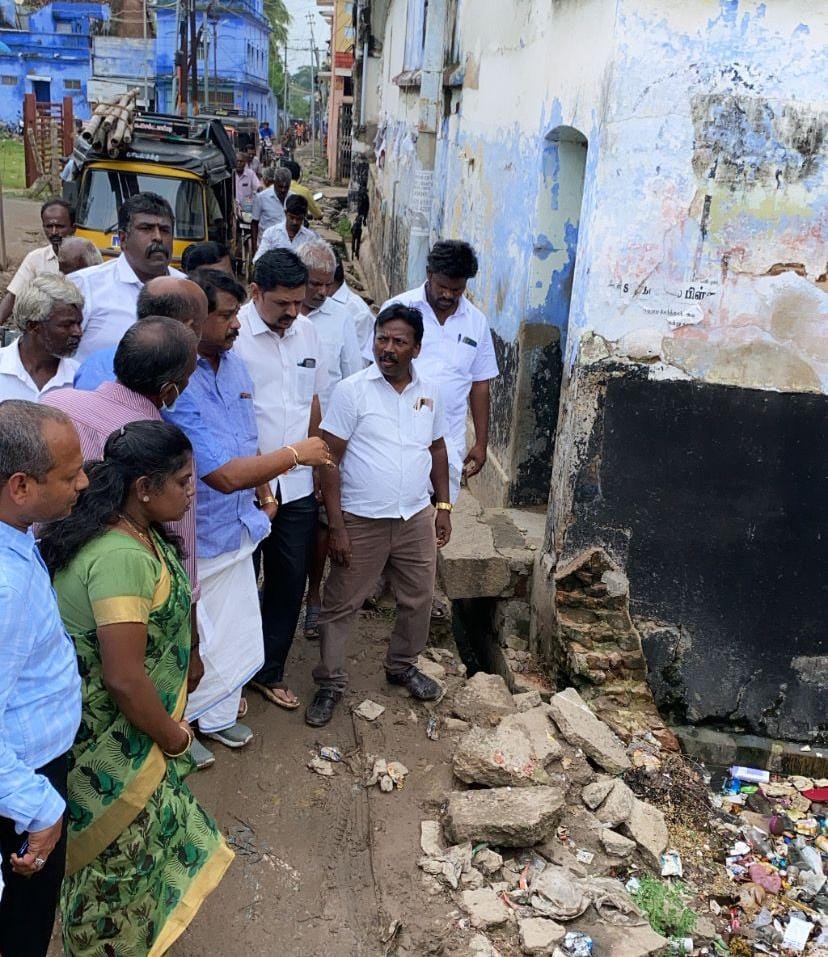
[
  {"xmin": 154, "ymin": 0, "xmax": 274, "ymax": 121},
  {"xmin": 0, "ymin": 0, "xmax": 108, "ymax": 124}
]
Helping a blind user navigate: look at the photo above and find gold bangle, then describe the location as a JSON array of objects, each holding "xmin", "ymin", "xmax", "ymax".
[
  {"xmin": 163, "ymin": 727, "xmax": 193, "ymax": 758},
  {"xmin": 285, "ymin": 445, "xmax": 301, "ymax": 470},
  {"xmin": 260, "ymin": 495, "xmax": 276, "ymax": 506},
  {"xmin": 435, "ymin": 502, "xmax": 452, "ymax": 512}
]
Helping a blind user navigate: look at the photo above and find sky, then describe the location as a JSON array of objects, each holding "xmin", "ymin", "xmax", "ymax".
[{"xmin": 284, "ymin": 0, "xmax": 330, "ymax": 73}]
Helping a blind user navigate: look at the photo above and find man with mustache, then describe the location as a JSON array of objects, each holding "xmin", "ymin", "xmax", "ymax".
[
  {"xmin": 234, "ymin": 249, "xmax": 328, "ymax": 712},
  {"xmin": 69, "ymin": 192, "xmax": 186, "ymax": 363},
  {"xmin": 0, "ymin": 198, "xmax": 76, "ymax": 326},
  {"xmin": 0, "ymin": 274, "xmax": 84, "ymax": 402},
  {"xmin": 376, "ymin": 240, "xmax": 498, "ymax": 506},
  {"xmin": 305, "ymin": 304, "xmax": 451, "ymax": 727},
  {"xmin": 0, "ymin": 400, "xmax": 87, "ymax": 957},
  {"xmin": 164, "ymin": 267, "xmax": 333, "ymax": 764}
]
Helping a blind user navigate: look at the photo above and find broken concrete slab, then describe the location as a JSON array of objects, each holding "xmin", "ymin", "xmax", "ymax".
[
  {"xmin": 453, "ymin": 708, "xmax": 562, "ymax": 788},
  {"xmin": 621, "ymin": 797, "xmax": 669, "ymax": 868},
  {"xmin": 450, "ymin": 672, "xmax": 517, "ymax": 727},
  {"xmin": 444, "ymin": 717, "xmax": 472, "ymax": 733},
  {"xmin": 547, "ymin": 687, "xmax": 631, "ymax": 774},
  {"xmin": 518, "ymin": 916, "xmax": 565, "ymax": 955},
  {"xmin": 600, "ymin": 827, "xmax": 637, "ymax": 858},
  {"xmin": 459, "ymin": 887, "xmax": 511, "ymax": 929},
  {"xmin": 575, "ymin": 918, "xmax": 667, "ymax": 957},
  {"xmin": 596, "ymin": 779, "xmax": 635, "ymax": 827},
  {"xmin": 581, "ymin": 777, "xmax": 615, "ymax": 810},
  {"xmin": 514, "ymin": 690, "xmax": 543, "ymax": 712},
  {"xmin": 468, "ymin": 932, "xmax": 503, "ymax": 957},
  {"xmin": 417, "ymin": 654, "xmax": 447, "ymax": 683},
  {"xmin": 445, "ymin": 785, "xmax": 565, "ymax": 847},
  {"xmin": 420, "ymin": 820, "xmax": 444, "ymax": 858},
  {"xmin": 472, "ymin": 847, "xmax": 503, "ymax": 877}
]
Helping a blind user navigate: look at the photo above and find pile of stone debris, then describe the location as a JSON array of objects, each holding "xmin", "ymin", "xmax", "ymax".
[{"xmin": 419, "ymin": 674, "xmax": 677, "ymax": 956}]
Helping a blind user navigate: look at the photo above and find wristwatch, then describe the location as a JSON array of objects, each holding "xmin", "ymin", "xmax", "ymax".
[{"xmin": 435, "ymin": 502, "xmax": 452, "ymax": 512}]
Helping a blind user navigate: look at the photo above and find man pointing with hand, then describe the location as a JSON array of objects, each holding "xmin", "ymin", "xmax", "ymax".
[{"xmin": 305, "ymin": 304, "xmax": 451, "ymax": 728}]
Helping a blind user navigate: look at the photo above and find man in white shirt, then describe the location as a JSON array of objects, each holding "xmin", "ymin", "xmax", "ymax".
[
  {"xmin": 69, "ymin": 192, "xmax": 186, "ymax": 363},
  {"xmin": 376, "ymin": 240, "xmax": 499, "ymax": 504},
  {"xmin": 234, "ymin": 152, "xmax": 260, "ymax": 213},
  {"xmin": 234, "ymin": 248, "xmax": 327, "ymax": 710},
  {"xmin": 297, "ymin": 239, "xmax": 363, "ymax": 639},
  {"xmin": 305, "ymin": 303, "xmax": 452, "ymax": 727},
  {"xmin": 0, "ymin": 198, "xmax": 75, "ymax": 325},
  {"xmin": 330, "ymin": 248, "xmax": 375, "ymax": 355},
  {"xmin": 251, "ymin": 167, "xmax": 291, "ymax": 251},
  {"xmin": 0, "ymin": 274, "xmax": 83, "ymax": 402},
  {"xmin": 254, "ymin": 195, "xmax": 316, "ymax": 261}
]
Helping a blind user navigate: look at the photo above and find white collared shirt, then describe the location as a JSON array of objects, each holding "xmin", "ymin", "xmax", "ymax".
[
  {"xmin": 303, "ymin": 297, "xmax": 363, "ymax": 409},
  {"xmin": 234, "ymin": 302, "xmax": 327, "ymax": 504},
  {"xmin": 321, "ymin": 364, "xmax": 445, "ymax": 520},
  {"xmin": 253, "ymin": 223, "xmax": 316, "ymax": 261},
  {"xmin": 0, "ymin": 338, "xmax": 78, "ymax": 401},
  {"xmin": 7, "ymin": 245, "xmax": 59, "ymax": 297},
  {"xmin": 330, "ymin": 280, "xmax": 375, "ymax": 354},
  {"xmin": 69, "ymin": 256, "xmax": 186, "ymax": 362},
  {"xmin": 251, "ymin": 186, "xmax": 287, "ymax": 237},
  {"xmin": 374, "ymin": 284, "xmax": 499, "ymax": 456}
]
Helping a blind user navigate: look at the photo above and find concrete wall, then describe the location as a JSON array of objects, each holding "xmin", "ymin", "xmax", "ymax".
[{"xmin": 359, "ymin": 0, "xmax": 828, "ymax": 742}]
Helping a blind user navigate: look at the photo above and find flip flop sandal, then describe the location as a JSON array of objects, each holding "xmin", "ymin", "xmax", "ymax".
[
  {"xmin": 237, "ymin": 696, "xmax": 248, "ymax": 719},
  {"xmin": 249, "ymin": 681, "xmax": 301, "ymax": 710},
  {"xmin": 304, "ymin": 605, "xmax": 321, "ymax": 639}
]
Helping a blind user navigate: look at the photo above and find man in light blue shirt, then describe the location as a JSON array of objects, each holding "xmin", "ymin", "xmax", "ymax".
[
  {"xmin": 163, "ymin": 268, "xmax": 331, "ymax": 766},
  {"xmin": 0, "ymin": 399, "xmax": 87, "ymax": 957}
]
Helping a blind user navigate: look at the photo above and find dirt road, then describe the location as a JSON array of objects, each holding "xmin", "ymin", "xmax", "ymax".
[{"xmin": 180, "ymin": 609, "xmax": 468, "ymax": 957}]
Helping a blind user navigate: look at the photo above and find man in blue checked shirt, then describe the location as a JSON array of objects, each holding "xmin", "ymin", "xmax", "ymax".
[{"xmin": 0, "ymin": 400, "xmax": 87, "ymax": 957}]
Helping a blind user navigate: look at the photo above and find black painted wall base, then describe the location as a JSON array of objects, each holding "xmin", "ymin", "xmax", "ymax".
[{"xmin": 565, "ymin": 373, "xmax": 828, "ymax": 742}]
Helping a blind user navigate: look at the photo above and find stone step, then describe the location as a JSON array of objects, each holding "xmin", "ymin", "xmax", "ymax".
[{"xmin": 437, "ymin": 490, "xmax": 546, "ymax": 599}]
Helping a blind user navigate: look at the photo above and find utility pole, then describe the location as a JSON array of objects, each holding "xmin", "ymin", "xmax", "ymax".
[
  {"xmin": 202, "ymin": 6, "xmax": 209, "ymax": 108},
  {"xmin": 283, "ymin": 35, "xmax": 288, "ymax": 126},
  {"xmin": 171, "ymin": 0, "xmax": 180, "ymax": 109},
  {"xmin": 189, "ymin": 0, "xmax": 199, "ymax": 114},
  {"xmin": 306, "ymin": 12, "xmax": 317, "ymax": 160},
  {"xmin": 178, "ymin": 0, "xmax": 189, "ymax": 116}
]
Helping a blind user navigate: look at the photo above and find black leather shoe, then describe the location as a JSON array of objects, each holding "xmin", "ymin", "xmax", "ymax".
[
  {"xmin": 385, "ymin": 666, "xmax": 442, "ymax": 701},
  {"xmin": 305, "ymin": 688, "xmax": 341, "ymax": 727}
]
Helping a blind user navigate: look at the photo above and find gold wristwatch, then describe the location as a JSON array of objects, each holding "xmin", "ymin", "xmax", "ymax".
[{"xmin": 435, "ymin": 502, "xmax": 452, "ymax": 512}]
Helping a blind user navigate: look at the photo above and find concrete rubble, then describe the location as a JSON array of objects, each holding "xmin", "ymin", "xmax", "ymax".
[{"xmin": 417, "ymin": 672, "xmax": 679, "ymax": 956}]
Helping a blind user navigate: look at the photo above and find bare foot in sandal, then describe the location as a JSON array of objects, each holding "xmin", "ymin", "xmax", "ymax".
[{"xmin": 250, "ymin": 681, "xmax": 301, "ymax": 710}]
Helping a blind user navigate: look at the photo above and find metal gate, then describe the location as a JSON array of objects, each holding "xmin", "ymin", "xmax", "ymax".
[
  {"xmin": 337, "ymin": 102, "xmax": 352, "ymax": 181},
  {"xmin": 23, "ymin": 93, "xmax": 74, "ymax": 190}
]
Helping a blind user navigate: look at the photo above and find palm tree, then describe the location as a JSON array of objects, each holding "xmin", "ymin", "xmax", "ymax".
[{"xmin": 263, "ymin": 0, "xmax": 290, "ymax": 103}]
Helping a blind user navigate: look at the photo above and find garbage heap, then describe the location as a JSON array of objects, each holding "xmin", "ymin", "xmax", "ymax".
[
  {"xmin": 706, "ymin": 765, "xmax": 828, "ymax": 954},
  {"xmin": 418, "ymin": 674, "xmax": 827, "ymax": 957}
]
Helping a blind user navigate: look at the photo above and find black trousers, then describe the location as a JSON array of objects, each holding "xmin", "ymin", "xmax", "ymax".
[
  {"xmin": 0, "ymin": 752, "xmax": 69, "ymax": 957},
  {"xmin": 254, "ymin": 492, "xmax": 318, "ymax": 685}
]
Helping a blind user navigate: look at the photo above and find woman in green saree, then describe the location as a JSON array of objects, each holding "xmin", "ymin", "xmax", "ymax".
[{"xmin": 39, "ymin": 420, "xmax": 233, "ymax": 957}]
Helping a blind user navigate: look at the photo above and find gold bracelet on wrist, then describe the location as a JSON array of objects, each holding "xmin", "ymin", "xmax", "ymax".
[
  {"xmin": 435, "ymin": 502, "xmax": 452, "ymax": 512},
  {"xmin": 260, "ymin": 495, "xmax": 276, "ymax": 506},
  {"xmin": 285, "ymin": 445, "xmax": 301, "ymax": 470},
  {"xmin": 163, "ymin": 727, "xmax": 193, "ymax": 758}
]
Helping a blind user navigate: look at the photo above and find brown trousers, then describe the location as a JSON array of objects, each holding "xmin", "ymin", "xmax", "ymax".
[{"xmin": 313, "ymin": 505, "xmax": 436, "ymax": 692}]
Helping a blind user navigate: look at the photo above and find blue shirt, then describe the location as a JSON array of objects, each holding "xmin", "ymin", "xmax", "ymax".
[
  {"xmin": 73, "ymin": 346, "xmax": 117, "ymax": 390},
  {"xmin": 163, "ymin": 352, "xmax": 270, "ymax": 559},
  {"xmin": 0, "ymin": 522, "xmax": 81, "ymax": 833}
]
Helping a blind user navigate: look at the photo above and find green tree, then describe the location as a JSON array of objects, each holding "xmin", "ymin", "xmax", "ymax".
[
  {"xmin": 264, "ymin": 0, "xmax": 290, "ymax": 106},
  {"xmin": 287, "ymin": 64, "xmax": 313, "ymax": 119}
]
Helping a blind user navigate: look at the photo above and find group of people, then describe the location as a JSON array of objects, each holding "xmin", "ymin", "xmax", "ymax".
[{"xmin": 0, "ymin": 187, "xmax": 499, "ymax": 957}]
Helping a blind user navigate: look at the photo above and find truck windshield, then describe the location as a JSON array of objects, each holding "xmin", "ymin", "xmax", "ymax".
[{"xmin": 76, "ymin": 170, "xmax": 206, "ymax": 240}]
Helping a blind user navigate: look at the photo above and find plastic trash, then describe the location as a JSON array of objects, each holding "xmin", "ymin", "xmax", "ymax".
[
  {"xmin": 319, "ymin": 746, "xmax": 342, "ymax": 762},
  {"xmin": 529, "ymin": 867, "xmax": 590, "ymax": 920},
  {"xmin": 781, "ymin": 914, "xmax": 813, "ymax": 953},
  {"xmin": 730, "ymin": 765, "xmax": 770, "ymax": 784},
  {"xmin": 661, "ymin": 850, "xmax": 683, "ymax": 877},
  {"xmin": 426, "ymin": 716, "xmax": 439, "ymax": 740},
  {"xmin": 669, "ymin": 940, "xmax": 693, "ymax": 954},
  {"xmin": 562, "ymin": 931, "xmax": 594, "ymax": 956}
]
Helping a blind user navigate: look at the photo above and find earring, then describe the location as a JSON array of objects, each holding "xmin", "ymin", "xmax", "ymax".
[{"xmin": 142, "ymin": 496, "xmax": 150, "ymax": 503}]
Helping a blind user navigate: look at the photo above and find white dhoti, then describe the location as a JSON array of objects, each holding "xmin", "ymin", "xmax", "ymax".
[{"xmin": 186, "ymin": 533, "xmax": 264, "ymax": 733}]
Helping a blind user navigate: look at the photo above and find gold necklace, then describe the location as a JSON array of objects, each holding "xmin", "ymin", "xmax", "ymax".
[{"xmin": 119, "ymin": 513, "xmax": 156, "ymax": 554}]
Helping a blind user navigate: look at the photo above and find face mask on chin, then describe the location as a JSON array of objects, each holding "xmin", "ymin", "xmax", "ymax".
[{"xmin": 160, "ymin": 383, "xmax": 180, "ymax": 413}]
